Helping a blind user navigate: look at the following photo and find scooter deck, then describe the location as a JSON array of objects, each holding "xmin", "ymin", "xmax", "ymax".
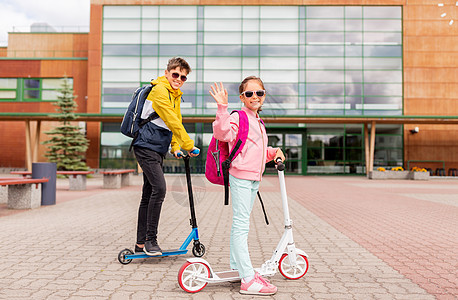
[
  {"xmin": 126, "ymin": 249, "xmax": 188, "ymax": 259},
  {"xmin": 215, "ymin": 270, "xmax": 239, "ymax": 280}
]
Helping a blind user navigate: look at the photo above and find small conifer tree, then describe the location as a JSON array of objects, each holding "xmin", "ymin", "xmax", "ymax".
[{"xmin": 43, "ymin": 78, "xmax": 89, "ymax": 171}]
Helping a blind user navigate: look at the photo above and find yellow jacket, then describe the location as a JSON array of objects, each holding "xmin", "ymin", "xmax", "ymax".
[{"xmin": 144, "ymin": 76, "xmax": 194, "ymax": 153}]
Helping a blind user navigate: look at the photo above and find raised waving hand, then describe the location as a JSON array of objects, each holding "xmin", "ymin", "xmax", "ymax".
[{"xmin": 209, "ymin": 82, "xmax": 228, "ymax": 105}]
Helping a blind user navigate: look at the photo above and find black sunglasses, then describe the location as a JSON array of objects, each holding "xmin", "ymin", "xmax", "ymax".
[
  {"xmin": 241, "ymin": 90, "xmax": 265, "ymax": 98},
  {"xmin": 171, "ymin": 72, "xmax": 187, "ymax": 82}
]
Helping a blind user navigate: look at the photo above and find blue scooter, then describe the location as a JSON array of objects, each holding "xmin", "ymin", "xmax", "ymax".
[{"xmin": 117, "ymin": 149, "xmax": 205, "ymax": 264}]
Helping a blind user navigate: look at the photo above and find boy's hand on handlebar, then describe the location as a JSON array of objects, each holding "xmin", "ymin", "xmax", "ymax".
[
  {"xmin": 209, "ymin": 82, "xmax": 228, "ymax": 105},
  {"xmin": 275, "ymin": 148, "xmax": 285, "ymax": 162},
  {"xmin": 189, "ymin": 147, "xmax": 200, "ymax": 157},
  {"xmin": 174, "ymin": 150, "xmax": 183, "ymax": 159}
]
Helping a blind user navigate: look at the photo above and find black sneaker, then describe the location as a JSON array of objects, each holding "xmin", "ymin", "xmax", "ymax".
[
  {"xmin": 144, "ymin": 240, "xmax": 162, "ymax": 256},
  {"xmin": 134, "ymin": 245, "xmax": 143, "ymax": 253}
]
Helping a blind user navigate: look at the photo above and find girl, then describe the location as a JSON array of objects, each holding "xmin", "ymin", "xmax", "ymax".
[{"xmin": 209, "ymin": 76, "xmax": 285, "ymax": 295}]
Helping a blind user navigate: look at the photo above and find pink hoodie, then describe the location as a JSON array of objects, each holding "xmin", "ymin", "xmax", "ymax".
[{"xmin": 212, "ymin": 104, "xmax": 278, "ymax": 182}]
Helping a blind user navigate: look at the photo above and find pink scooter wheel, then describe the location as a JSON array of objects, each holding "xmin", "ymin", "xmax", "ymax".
[
  {"xmin": 178, "ymin": 261, "xmax": 210, "ymax": 293},
  {"xmin": 278, "ymin": 253, "xmax": 309, "ymax": 280}
]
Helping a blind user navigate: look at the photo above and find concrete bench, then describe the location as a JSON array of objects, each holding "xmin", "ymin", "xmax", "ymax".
[
  {"xmin": 11, "ymin": 170, "xmax": 94, "ymax": 191},
  {"xmin": 100, "ymin": 169, "xmax": 135, "ymax": 189},
  {"xmin": 0, "ymin": 178, "xmax": 49, "ymax": 209}
]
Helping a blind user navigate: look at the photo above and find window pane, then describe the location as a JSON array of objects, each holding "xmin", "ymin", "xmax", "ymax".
[
  {"xmin": 204, "ymin": 45, "xmax": 241, "ymax": 56},
  {"xmin": 364, "ymin": 6, "xmax": 401, "ymax": 19},
  {"xmin": 364, "ymin": 71, "xmax": 402, "ymax": 83},
  {"xmin": 306, "ymin": 70, "xmax": 344, "ymax": 83},
  {"xmin": 307, "ymin": 57, "xmax": 344, "ymax": 69},
  {"xmin": 141, "ymin": 6, "xmax": 158, "ymax": 18},
  {"xmin": 103, "ymin": 32, "xmax": 140, "ymax": 44},
  {"xmin": 307, "ymin": 32, "xmax": 344, "ymax": 43},
  {"xmin": 260, "ymin": 57, "xmax": 298, "ymax": 70},
  {"xmin": 0, "ymin": 78, "xmax": 17, "ymax": 89},
  {"xmin": 364, "ymin": 20, "xmax": 402, "ymax": 32},
  {"xmin": 142, "ymin": 19, "xmax": 159, "ymax": 31},
  {"xmin": 203, "ymin": 70, "xmax": 241, "ymax": 82},
  {"xmin": 103, "ymin": 45, "xmax": 140, "ymax": 56},
  {"xmin": 205, "ymin": 20, "xmax": 240, "ymax": 31},
  {"xmin": 307, "ymin": 6, "xmax": 344, "ymax": 18},
  {"xmin": 307, "ymin": 84, "xmax": 344, "ymax": 95},
  {"xmin": 261, "ymin": 19, "xmax": 298, "ymax": 31},
  {"xmin": 261, "ymin": 32, "xmax": 298, "ymax": 45},
  {"xmin": 25, "ymin": 79, "xmax": 40, "ymax": 89},
  {"xmin": 204, "ymin": 57, "xmax": 241, "ymax": 70},
  {"xmin": 0, "ymin": 91, "xmax": 16, "ymax": 98},
  {"xmin": 205, "ymin": 6, "xmax": 241, "ymax": 18},
  {"xmin": 161, "ymin": 19, "xmax": 197, "ymax": 31},
  {"xmin": 261, "ymin": 70, "xmax": 298, "ymax": 83},
  {"xmin": 24, "ymin": 90, "xmax": 40, "ymax": 99},
  {"xmin": 364, "ymin": 84, "xmax": 402, "ymax": 96},
  {"xmin": 345, "ymin": 19, "xmax": 362, "ymax": 31},
  {"xmin": 306, "ymin": 45, "xmax": 344, "ymax": 57},
  {"xmin": 104, "ymin": 19, "xmax": 140, "ymax": 31},
  {"xmin": 364, "ymin": 58, "xmax": 402, "ymax": 70},
  {"xmin": 42, "ymin": 78, "xmax": 72, "ymax": 89},
  {"xmin": 42, "ymin": 90, "xmax": 59, "ymax": 100},
  {"xmin": 204, "ymin": 32, "xmax": 240, "ymax": 44},
  {"xmin": 364, "ymin": 45, "xmax": 402, "ymax": 57},
  {"xmin": 364, "ymin": 32, "xmax": 402, "ymax": 44},
  {"xmin": 104, "ymin": 6, "xmax": 140, "ymax": 18},
  {"xmin": 306, "ymin": 19, "xmax": 344, "ymax": 31},
  {"xmin": 243, "ymin": 19, "xmax": 259, "ymax": 31},
  {"xmin": 160, "ymin": 32, "xmax": 197, "ymax": 44},
  {"xmin": 160, "ymin": 6, "xmax": 197, "ymax": 18},
  {"xmin": 345, "ymin": 7, "xmax": 362, "ymax": 19},
  {"xmin": 103, "ymin": 70, "xmax": 140, "ymax": 82},
  {"xmin": 103, "ymin": 56, "xmax": 140, "ymax": 69},
  {"xmin": 260, "ymin": 45, "xmax": 298, "ymax": 56},
  {"xmin": 261, "ymin": 6, "xmax": 298, "ymax": 19},
  {"xmin": 159, "ymin": 45, "xmax": 196, "ymax": 56}
]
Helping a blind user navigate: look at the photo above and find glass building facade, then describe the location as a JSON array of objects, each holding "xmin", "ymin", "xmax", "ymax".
[{"xmin": 100, "ymin": 5, "xmax": 403, "ymax": 174}]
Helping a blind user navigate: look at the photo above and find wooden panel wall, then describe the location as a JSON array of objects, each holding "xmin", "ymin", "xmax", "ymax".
[
  {"xmin": 7, "ymin": 33, "xmax": 88, "ymax": 58},
  {"xmin": 403, "ymin": 1, "xmax": 458, "ymax": 170}
]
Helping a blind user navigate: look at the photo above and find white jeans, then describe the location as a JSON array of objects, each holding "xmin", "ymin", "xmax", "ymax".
[{"xmin": 229, "ymin": 174, "xmax": 260, "ymax": 279}]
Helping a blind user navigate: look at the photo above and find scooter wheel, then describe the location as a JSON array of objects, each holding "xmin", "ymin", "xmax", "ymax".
[
  {"xmin": 278, "ymin": 253, "xmax": 309, "ymax": 280},
  {"xmin": 192, "ymin": 243, "xmax": 206, "ymax": 257},
  {"xmin": 118, "ymin": 248, "xmax": 134, "ymax": 265},
  {"xmin": 178, "ymin": 261, "xmax": 210, "ymax": 293}
]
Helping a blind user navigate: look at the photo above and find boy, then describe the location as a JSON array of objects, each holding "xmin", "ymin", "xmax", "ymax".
[{"xmin": 133, "ymin": 57, "xmax": 199, "ymax": 256}]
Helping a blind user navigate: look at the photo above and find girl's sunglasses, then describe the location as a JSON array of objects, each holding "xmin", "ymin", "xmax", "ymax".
[
  {"xmin": 171, "ymin": 72, "xmax": 187, "ymax": 82},
  {"xmin": 241, "ymin": 90, "xmax": 265, "ymax": 98}
]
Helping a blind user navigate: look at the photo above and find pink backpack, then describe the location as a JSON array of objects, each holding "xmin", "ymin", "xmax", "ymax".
[{"xmin": 205, "ymin": 110, "xmax": 250, "ymax": 205}]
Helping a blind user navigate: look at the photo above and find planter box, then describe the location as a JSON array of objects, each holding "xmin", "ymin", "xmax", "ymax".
[
  {"xmin": 369, "ymin": 171, "xmax": 429, "ymax": 180},
  {"xmin": 369, "ymin": 171, "xmax": 410, "ymax": 179},
  {"xmin": 410, "ymin": 171, "xmax": 430, "ymax": 180}
]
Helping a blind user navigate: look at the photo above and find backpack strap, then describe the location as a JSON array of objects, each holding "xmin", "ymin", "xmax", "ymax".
[
  {"xmin": 257, "ymin": 191, "xmax": 269, "ymax": 225},
  {"xmin": 129, "ymin": 85, "xmax": 170, "ymax": 152},
  {"xmin": 221, "ymin": 110, "xmax": 249, "ymax": 205}
]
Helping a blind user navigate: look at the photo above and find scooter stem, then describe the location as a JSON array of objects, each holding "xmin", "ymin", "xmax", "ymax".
[{"xmin": 278, "ymin": 169, "xmax": 292, "ymax": 227}]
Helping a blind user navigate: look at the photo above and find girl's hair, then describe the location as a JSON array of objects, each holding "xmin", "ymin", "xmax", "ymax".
[
  {"xmin": 238, "ymin": 76, "xmax": 265, "ymax": 94},
  {"xmin": 167, "ymin": 57, "xmax": 192, "ymax": 74}
]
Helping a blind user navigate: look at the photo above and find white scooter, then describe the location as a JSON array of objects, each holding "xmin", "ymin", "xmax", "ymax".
[{"xmin": 178, "ymin": 159, "xmax": 309, "ymax": 293}]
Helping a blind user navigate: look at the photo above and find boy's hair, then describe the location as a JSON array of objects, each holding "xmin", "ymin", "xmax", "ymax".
[
  {"xmin": 238, "ymin": 76, "xmax": 265, "ymax": 94},
  {"xmin": 167, "ymin": 57, "xmax": 192, "ymax": 74}
]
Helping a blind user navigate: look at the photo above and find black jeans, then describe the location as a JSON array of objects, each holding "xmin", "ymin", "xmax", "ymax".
[{"xmin": 134, "ymin": 147, "xmax": 166, "ymax": 244}]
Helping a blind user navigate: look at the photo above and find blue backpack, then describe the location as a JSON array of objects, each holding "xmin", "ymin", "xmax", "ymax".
[{"xmin": 120, "ymin": 84, "xmax": 159, "ymax": 151}]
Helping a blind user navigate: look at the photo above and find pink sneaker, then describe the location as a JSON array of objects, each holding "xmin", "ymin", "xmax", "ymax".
[{"xmin": 240, "ymin": 272, "xmax": 277, "ymax": 295}]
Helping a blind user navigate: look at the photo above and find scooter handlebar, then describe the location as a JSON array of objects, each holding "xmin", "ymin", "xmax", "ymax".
[
  {"xmin": 275, "ymin": 157, "xmax": 285, "ymax": 171},
  {"xmin": 177, "ymin": 148, "xmax": 200, "ymax": 158}
]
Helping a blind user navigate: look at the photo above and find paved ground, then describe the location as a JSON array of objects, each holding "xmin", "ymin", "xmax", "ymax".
[{"xmin": 0, "ymin": 172, "xmax": 456, "ymax": 299}]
